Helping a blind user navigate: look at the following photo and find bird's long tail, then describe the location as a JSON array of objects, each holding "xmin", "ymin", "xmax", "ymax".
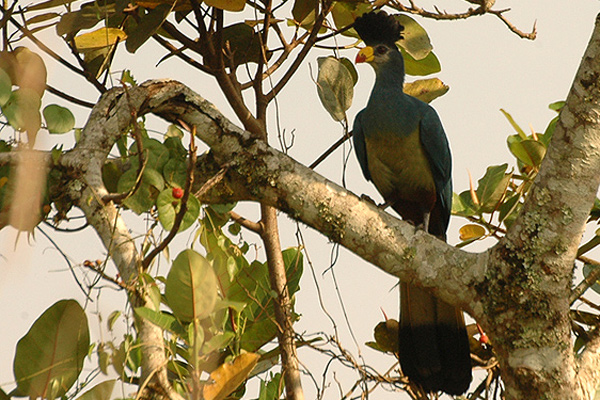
[{"xmin": 399, "ymin": 283, "xmax": 472, "ymax": 395}]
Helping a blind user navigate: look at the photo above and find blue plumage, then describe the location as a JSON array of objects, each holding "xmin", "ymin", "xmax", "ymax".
[{"xmin": 353, "ymin": 11, "xmax": 471, "ymax": 395}]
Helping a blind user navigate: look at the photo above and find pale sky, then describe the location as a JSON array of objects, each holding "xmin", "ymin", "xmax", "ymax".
[{"xmin": 1, "ymin": 1, "xmax": 600, "ymax": 399}]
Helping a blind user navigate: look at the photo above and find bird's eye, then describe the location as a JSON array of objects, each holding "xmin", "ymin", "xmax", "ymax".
[{"xmin": 376, "ymin": 46, "xmax": 387, "ymax": 55}]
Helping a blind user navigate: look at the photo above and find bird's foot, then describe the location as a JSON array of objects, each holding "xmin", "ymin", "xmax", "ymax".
[
  {"xmin": 415, "ymin": 212, "xmax": 431, "ymax": 233},
  {"xmin": 360, "ymin": 194, "xmax": 377, "ymax": 205},
  {"xmin": 378, "ymin": 200, "xmax": 392, "ymax": 210}
]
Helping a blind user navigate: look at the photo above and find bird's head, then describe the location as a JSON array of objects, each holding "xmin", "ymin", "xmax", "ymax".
[
  {"xmin": 353, "ymin": 11, "xmax": 404, "ymax": 73},
  {"xmin": 355, "ymin": 44, "xmax": 399, "ymax": 69}
]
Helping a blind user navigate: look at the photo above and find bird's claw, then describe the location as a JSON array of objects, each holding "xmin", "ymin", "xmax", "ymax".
[{"xmin": 360, "ymin": 194, "xmax": 377, "ymax": 205}]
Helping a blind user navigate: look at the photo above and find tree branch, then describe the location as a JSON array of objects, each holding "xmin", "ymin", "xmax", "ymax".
[
  {"xmin": 59, "ymin": 88, "xmax": 184, "ymax": 400},
  {"xmin": 389, "ymin": 0, "xmax": 537, "ymax": 39},
  {"xmin": 87, "ymin": 79, "xmax": 485, "ymax": 315}
]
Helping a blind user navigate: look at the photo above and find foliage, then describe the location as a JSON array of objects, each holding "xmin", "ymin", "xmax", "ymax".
[
  {"xmin": 0, "ymin": 0, "xmax": 591, "ymax": 399},
  {"xmin": 452, "ymin": 102, "xmax": 564, "ymax": 245}
]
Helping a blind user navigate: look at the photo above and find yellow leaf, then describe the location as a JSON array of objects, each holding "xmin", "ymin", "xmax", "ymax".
[
  {"xmin": 459, "ymin": 224, "xmax": 486, "ymax": 241},
  {"xmin": 203, "ymin": 353, "xmax": 260, "ymax": 400},
  {"xmin": 74, "ymin": 28, "xmax": 127, "ymax": 52},
  {"xmin": 204, "ymin": 0, "xmax": 245, "ymax": 12},
  {"xmin": 404, "ymin": 78, "xmax": 449, "ymax": 104}
]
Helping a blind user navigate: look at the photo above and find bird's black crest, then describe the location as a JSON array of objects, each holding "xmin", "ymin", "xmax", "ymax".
[{"xmin": 353, "ymin": 11, "xmax": 404, "ymax": 47}]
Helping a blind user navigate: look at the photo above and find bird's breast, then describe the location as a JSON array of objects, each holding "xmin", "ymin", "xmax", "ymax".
[{"xmin": 365, "ymin": 129, "xmax": 436, "ymax": 206}]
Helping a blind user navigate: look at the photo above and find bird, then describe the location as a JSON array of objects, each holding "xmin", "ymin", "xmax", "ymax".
[{"xmin": 352, "ymin": 11, "xmax": 472, "ymax": 395}]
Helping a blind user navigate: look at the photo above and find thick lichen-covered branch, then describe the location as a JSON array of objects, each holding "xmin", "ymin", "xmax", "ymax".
[{"xmin": 85, "ymin": 79, "xmax": 485, "ymax": 315}]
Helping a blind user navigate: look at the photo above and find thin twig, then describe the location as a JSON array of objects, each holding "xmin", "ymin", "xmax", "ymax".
[
  {"xmin": 151, "ymin": 33, "xmax": 213, "ymax": 74},
  {"xmin": 46, "ymin": 84, "xmax": 96, "ymax": 108},
  {"xmin": 309, "ymin": 130, "xmax": 353, "ymax": 170},
  {"xmin": 229, "ymin": 210, "xmax": 263, "ymax": 234},
  {"xmin": 571, "ymin": 256, "xmax": 600, "ymax": 304},
  {"xmin": 82, "ymin": 259, "xmax": 131, "ymax": 291},
  {"xmin": 389, "ymin": 0, "xmax": 536, "ymax": 40},
  {"xmin": 266, "ymin": 6, "xmax": 330, "ymax": 102},
  {"xmin": 193, "ymin": 165, "xmax": 229, "ymax": 198}
]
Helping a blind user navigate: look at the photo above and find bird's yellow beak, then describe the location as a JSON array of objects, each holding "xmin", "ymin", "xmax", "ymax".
[{"xmin": 356, "ymin": 46, "xmax": 374, "ymax": 64}]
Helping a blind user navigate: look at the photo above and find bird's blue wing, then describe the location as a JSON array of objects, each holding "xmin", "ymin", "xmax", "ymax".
[
  {"xmin": 419, "ymin": 106, "xmax": 452, "ymax": 222},
  {"xmin": 353, "ymin": 110, "xmax": 372, "ymax": 182}
]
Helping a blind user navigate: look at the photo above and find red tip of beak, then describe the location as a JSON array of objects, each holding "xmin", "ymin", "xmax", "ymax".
[{"xmin": 355, "ymin": 53, "xmax": 366, "ymax": 63}]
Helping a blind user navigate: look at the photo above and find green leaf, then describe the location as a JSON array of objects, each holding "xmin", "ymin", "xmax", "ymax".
[
  {"xmin": 57, "ymin": 8, "xmax": 102, "ymax": 36},
  {"xmin": 452, "ymin": 191, "xmax": 478, "ymax": 217},
  {"xmin": 507, "ymin": 136, "xmax": 546, "ymax": 169},
  {"xmin": 202, "ymin": 331, "xmax": 235, "ymax": 354},
  {"xmin": 166, "ymin": 124, "xmax": 184, "ymax": 139},
  {"xmin": 589, "ymin": 198, "xmax": 600, "ymax": 223},
  {"xmin": 340, "ymin": 57, "xmax": 359, "ymax": 86},
  {"xmin": 0, "ymin": 68, "xmax": 12, "ymax": 106},
  {"xmin": 292, "ymin": 0, "xmax": 316, "ymax": 27},
  {"xmin": 117, "ymin": 167, "xmax": 165, "ymax": 214},
  {"xmin": 331, "ymin": 1, "xmax": 371, "ymax": 37},
  {"xmin": 126, "ymin": 4, "xmax": 171, "ymax": 53},
  {"xmin": 230, "ymin": 248, "xmax": 303, "ymax": 352},
  {"xmin": 164, "ymin": 135, "xmax": 187, "ymax": 158},
  {"xmin": 134, "ymin": 307, "xmax": 187, "ymax": 338},
  {"xmin": 121, "ymin": 69, "xmax": 137, "ymax": 86},
  {"xmin": 316, "ymin": 56, "xmax": 354, "ymax": 121},
  {"xmin": 211, "ymin": 203, "xmax": 237, "ymax": 214},
  {"xmin": 102, "ymin": 161, "xmax": 122, "ymax": 193},
  {"xmin": 500, "ymin": 108, "xmax": 527, "ymax": 139},
  {"xmin": 107, "ymin": 310, "xmax": 121, "ymax": 331},
  {"xmin": 282, "ymin": 247, "xmax": 303, "ymax": 296},
  {"xmin": 583, "ymin": 263, "xmax": 600, "ymax": 296},
  {"xmin": 43, "ymin": 104, "xmax": 75, "ymax": 133},
  {"xmin": 221, "ymin": 23, "xmax": 263, "ymax": 66},
  {"xmin": 81, "ymin": 47, "xmax": 111, "ymax": 79},
  {"xmin": 476, "ymin": 164, "xmax": 510, "ymax": 213},
  {"xmin": 548, "ymin": 100, "xmax": 565, "ymax": 112},
  {"xmin": 156, "ymin": 188, "xmax": 201, "ymax": 232},
  {"xmin": 75, "ymin": 380, "xmax": 116, "ymax": 400},
  {"xmin": 97, "ymin": 344, "xmax": 110, "ymax": 375},
  {"xmin": 401, "ymin": 48, "xmax": 440, "ymax": 76},
  {"xmin": 2, "ymin": 88, "xmax": 42, "ymax": 132},
  {"xmin": 130, "ymin": 137, "xmax": 170, "ymax": 173},
  {"xmin": 165, "ymin": 249, "xmax": 219, "ymax": 322},
  {"xmin": 373, "ymin": 320, "xmax": 399, "ymax": 353},
  {"xmin": 396, "ymin": 14, "xmax": 432, "ymax": 60},
  {"xmin": 227, "ymin": 260, "xmax": 270, "ymax": 317},
  {"xmin": 256, "ymin": 373, "xmax": 283, "ymax": 400},
  {"xmin": 540, "ymin": 115, "xmax": 558, "ymax": 147},
  {"xmin": 404, "ymin": 78, "xmax": 449, "ymax": 103},
  {"xmin": 498, "ymin": 192, "xmax": 521, "ymax": 225},
  {"xmin": 13, "ymin": 299, "xmax": 89, "ymax": 399},
  {"xmin": 162, "ymin": 158, "xmax": 188, "ymax": 187}
]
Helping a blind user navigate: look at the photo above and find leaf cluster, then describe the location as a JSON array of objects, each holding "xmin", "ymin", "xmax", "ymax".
[{"xmin": 452, "ymin": 102, "xmax": 562, "ymax": 245}]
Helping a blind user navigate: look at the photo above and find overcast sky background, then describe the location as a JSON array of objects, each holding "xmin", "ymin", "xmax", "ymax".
[{"xmin": 1, "ymin": 1, "xmax": 600, "ymax": 399}]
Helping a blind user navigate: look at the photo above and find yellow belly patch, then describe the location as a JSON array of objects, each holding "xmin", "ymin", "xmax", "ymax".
[{"xmin": 365, "ymin": 130, "xmax": 436, "ymax": 203}]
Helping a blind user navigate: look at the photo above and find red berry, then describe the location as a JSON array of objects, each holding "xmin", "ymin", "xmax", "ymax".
[
  {"xmin": 172, "ymin": 187, "xmax": 184, "ymax": 199},
  {"xmin": 480, "ymin": 334, "xmax": 489, "ymax": 344}
]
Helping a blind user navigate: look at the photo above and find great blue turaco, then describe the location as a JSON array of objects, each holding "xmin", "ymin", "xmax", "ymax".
[{"xmin": 352, "ymin": 11, "xmax": 472, "ymax": 395}]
